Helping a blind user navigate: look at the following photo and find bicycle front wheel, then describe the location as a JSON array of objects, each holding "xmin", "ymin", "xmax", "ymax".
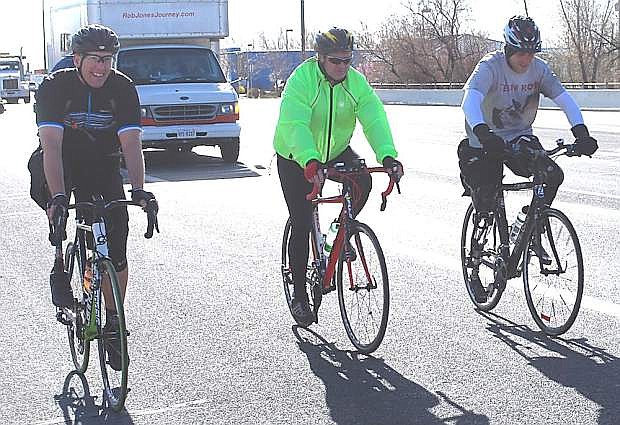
[
  {"xmin": 337, "ymin": 221, "xmax": 389, "ymax": 354},
  {"xmin": 523, "ymin": 208, "xmax": 584, "ymax": 336},
  {"xmin": 96, "ymin": 259, "xmax": 129, "ymax": 411},
  {"xmin": 65, "ymin": 241, "xmax": 90, "ymax": 373}
]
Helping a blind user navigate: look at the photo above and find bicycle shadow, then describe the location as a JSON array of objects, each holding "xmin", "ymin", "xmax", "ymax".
[
  {"xmin": 54, "ymin": 370, "xmax": 135, "ymax": 424},
  {"xmin": 292, "ymin": 326, "xmax": 489, "ymax": 425},
  {"xmin": 478, "ymin": 311, "xmax": 620, "ymax": 425}
]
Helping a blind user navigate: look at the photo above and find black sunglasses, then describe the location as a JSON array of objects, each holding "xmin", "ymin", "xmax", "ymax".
[{"xmin": 326, "ymin": 56, "xmax": 352, "ymax": 65}]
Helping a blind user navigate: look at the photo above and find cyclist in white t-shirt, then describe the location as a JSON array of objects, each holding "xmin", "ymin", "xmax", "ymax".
[{"xmin": 457, "ymin": 16, "xmax": 598, "ymax": 302}]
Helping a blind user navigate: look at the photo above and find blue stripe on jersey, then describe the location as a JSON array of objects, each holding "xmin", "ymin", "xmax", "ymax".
[
  {"xmin": 117, "ymin": 125, "xmax": 143, "ymax": 135},
  {"xmin": 37, "ymin": 122, "xmax": 64, "ymax": 129}
]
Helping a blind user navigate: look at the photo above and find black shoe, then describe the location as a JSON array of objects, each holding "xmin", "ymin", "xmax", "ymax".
[
  {"xmin": 291, "ymin": 297, "xmax": 314, "ymax": 327},
  {"xmin": 531, "ymin": 237, "xmax": 552, "ymax": 265},
  {"xmin": 469, "ymin": 275, "xmax": 488, "ymax": 304},
  {"xmin": 103, "ymin": 316, "xmax": 126, "ymax": 371},
  {"xmin": 50, "ymin": 268, "xmax": 73, "ymax": 308}
]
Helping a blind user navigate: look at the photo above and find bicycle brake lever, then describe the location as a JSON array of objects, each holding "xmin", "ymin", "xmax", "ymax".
[{"xmin": 380, "ymin": 194, "xmax": 387, "ymax": 212}]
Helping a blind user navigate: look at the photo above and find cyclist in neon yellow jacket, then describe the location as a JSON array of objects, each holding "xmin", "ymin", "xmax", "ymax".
[{"xmin": 274, "ymin": 27, "xmax": 404, "ymax": 326}]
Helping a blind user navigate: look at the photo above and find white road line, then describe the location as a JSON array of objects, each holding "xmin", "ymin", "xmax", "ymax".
[
  {"xmin": 561, "ymin": 188, "xmax": 620, "ymax": 200},
  {"xmin": 406, "ymin": 247, "xmax": 620, "ymax": 318}
]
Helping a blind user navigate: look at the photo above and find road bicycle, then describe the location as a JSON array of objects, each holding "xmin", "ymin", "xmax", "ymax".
[
  {"xmin": 281, "ymin": 158, "xmax": 399, "ymax": 354},
  {"xmin": 52, "ymin": 195, "xmax": 158, "ymax": 411},
  {"xmin": 461, "ymin": 138, "xmax": 584, "ymax": 336}
]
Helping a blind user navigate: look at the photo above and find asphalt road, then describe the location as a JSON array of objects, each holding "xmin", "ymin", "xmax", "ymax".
[{"xmin": 0, "ymin": 98, "xmax": 618, "ymax": 425}]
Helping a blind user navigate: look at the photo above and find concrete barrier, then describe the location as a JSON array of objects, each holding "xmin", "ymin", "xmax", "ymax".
[{"xmin": 376, "ymin": 88, "xmax": 620, "ymax": 110}]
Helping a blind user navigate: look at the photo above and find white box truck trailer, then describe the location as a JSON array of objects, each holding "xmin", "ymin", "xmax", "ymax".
[{"xmin": 44, "ymin": 0, "xmax": 241, "ymax": 162}]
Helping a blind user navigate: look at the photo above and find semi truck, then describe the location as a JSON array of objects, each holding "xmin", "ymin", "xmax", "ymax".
[
  {"xmin": 0, "ymin": 53, "xmax": 31, "ymax": 104},
  {"xmin": 43, "ymin": 0, "xmax": 241, "ymax": 162}
]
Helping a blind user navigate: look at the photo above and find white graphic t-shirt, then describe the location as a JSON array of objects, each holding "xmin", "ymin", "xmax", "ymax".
[{"xmin": 464, "ymin": 50, "xmax": 565, "ymax": 147}]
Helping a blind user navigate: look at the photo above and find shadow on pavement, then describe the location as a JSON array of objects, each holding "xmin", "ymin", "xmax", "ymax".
[
  {"xmin": 133, "ymin": 150, "xmax": 260, "ymax": 183},
  {"xmin": 479, "ymin": 311, "xmax": 620, "ymax": 425},
  {"xmin": 54, "ymin": 370, "xmax": 134, "ymax": 424},
  {"xmin": 292, "ymin": 326, "xmax": 489, "ymax": 425}
]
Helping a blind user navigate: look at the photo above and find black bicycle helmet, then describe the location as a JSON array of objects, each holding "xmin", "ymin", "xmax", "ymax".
[
  {"xmin": 314, "ymin": 27, "xmax": 354, "ymax": 54},
  {"xmin": 71, "ymin": 24, "xmax": 120, "ymax": 54},
  {"xmin": 503, "ymin": 16, "xmax": 541, "ymax": 53}
]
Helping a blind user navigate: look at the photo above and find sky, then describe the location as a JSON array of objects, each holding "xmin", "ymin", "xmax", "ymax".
[{"xmin": 1, "ymin": 0, "xmax": 561, "ymax": 71}]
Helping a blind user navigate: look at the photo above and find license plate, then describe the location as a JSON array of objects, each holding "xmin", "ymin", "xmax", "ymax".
[{"xmin": 177, "ymin": 129, "xmax": 196, "ymax": 138}]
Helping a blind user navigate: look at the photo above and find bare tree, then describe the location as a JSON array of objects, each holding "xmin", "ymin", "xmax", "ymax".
[
  {"xmin": 356, "ymin": 0, "xmax": 493, "ymax": 83},
  {"xmin": 558, "ymin": 0, "xmax": 617, "ymax": 82}
]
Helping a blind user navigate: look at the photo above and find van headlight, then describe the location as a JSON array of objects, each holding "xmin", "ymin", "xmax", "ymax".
[{"xmin": 219, "ymin": 103, "xmax": 235, "ymax": 115}]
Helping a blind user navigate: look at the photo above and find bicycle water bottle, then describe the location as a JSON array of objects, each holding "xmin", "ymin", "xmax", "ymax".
[
  {"xmin": 509, "ymin": 211, "xmax": 527, "ymax": 244},
  {"xmin": 324, "ymin": 221, "xmax": 340, "ymax": 253}
]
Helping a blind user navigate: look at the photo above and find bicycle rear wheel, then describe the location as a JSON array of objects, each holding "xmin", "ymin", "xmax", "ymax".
[
  {"xmin": 65, "ymin": 240, "xmax": 90, "ymax": 373},
  {"xmin": 96, "ymin": 259, "xmax": 129, "ymax": 411},
  {"xmin": 281, "ymin": 218, "xmax": 321, "ymax": 325},
  {"xmin": 461, "ymin": 204, "xmax": 505, "ymax": 311},
  {"xmin": 523, "ymin": 208, "xmax": 584, "ymax": 336},
  {"xmin": 337, "ymin": 221, "xmax": 389, "ymax": 354}
]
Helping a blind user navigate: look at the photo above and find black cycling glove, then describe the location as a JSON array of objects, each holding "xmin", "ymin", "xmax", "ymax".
[
  {"xmin": 382, "ymin": 156, "xmax": 404, "ymax": 183},
  {"xmin": 473, "ymin": 123, "xmax": 505, "ymax": 158},
  {"xmin": 48, "ymin": 193, "xmax": 68, "ymax": 245},
  {"xmin": 571, "ymin": 124, "xmax": 598, "ymax": 156},
  {"xmin": 131, "ymin": 189, "xmax": 157, "ymax": 211}
]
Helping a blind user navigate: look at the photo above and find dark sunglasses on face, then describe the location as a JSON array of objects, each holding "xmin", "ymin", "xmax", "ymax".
[
  {"xmin": 326, "ymin": 55, "xmax": 352, "ymax": 65},
  {"xmin": 83, "ymin": 54, "xmax": 114, "ymax": 65}
]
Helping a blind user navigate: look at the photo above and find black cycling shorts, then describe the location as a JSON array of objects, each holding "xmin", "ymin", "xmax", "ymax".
[{"xmin": 70, "ymin": 159, "xmax": 129, "ymax": 272}]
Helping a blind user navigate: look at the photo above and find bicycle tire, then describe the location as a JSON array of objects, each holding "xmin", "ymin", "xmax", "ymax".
[
  {"xmin": 96, "ymin": 259, "xmax": 129, "ymax": 411},
  {"xmin": 65, "ymin": 240, "xmax": 90, "ymax": 373},
  {"xmin": 523, "ymin": 208, "xmax": 584, "ymax": 336},
  {"xmin": 461, "ymin": 203, "xmax": 505, "ymax": 311},
  {"xmin": 281, "ymin": 218, "xmax": 321, "ymax": 325},
  {"xmin": 337, "ymin": 221, "xmax": 389, "ymax": 354}
]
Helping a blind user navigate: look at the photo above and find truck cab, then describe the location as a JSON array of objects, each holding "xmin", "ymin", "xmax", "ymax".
[{"xmin": 0, "ymin": 54, "xmax": 30, "ymax": 104}]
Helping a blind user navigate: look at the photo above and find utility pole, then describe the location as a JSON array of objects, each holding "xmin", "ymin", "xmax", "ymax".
[
  {"xmin": 616, "ymin": 1, "xmax": 619, "ymax": 73},
  {"xmin": 42, "ymin": 0, "xmax": 47, "ymax": 70},
  {"xmin": 301, "ymin": 0, "xmax": 306, "ymax": 55}
]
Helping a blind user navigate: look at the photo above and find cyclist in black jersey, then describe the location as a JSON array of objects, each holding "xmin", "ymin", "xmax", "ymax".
[{"xmin": 36, "ymin": 24, "xmax": 157, "ymax": 369}]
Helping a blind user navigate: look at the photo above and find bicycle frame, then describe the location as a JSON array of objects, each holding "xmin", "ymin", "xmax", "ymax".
[
  {"xmin": 69, "ymin": 197, "xmax": 119, "ymax": 342},
  {"xmin": 308, "ymin": 165, "xmax": 396, "ymax": 292},
  {"xmin": 484, "ymin": 140, "xmax": 578, "ymax": 280},
  {"xmin": 492, "ymin": 181, "xmax": 547, "ymax": 280}
]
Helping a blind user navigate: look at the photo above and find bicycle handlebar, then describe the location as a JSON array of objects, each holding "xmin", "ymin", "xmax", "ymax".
[
  {"xmin": 305, "ymin": 164, "xmax": 401, "ymax": 211},
  {"xmin": 65, "ymin": 198, "xmax": 160, "ymax": 239},
  {"xmin": 503, "ymin": 138, "xmax": 582, "ymax": 161}
]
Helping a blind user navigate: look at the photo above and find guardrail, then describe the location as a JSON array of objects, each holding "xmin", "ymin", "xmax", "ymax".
[
  {"xmin": 375, "ymin": 88, "xmax": 620, "ymax": 109},
  {"xmin": 370, "ymin": 81, "xmax": 620, "ymax": 90}
]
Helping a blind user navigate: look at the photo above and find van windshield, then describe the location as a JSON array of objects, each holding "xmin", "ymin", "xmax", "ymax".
[
  {"xmin": 117, "ymin": 48, "xmax": 227, "ymax": 85},
  {"xmin": 0, "ymin": 62, "xmax": 20, "ymax": 72}
]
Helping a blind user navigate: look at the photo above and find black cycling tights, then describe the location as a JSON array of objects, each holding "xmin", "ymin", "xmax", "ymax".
[{"xmin": 277, "ymin": 147, "xmax": 371, "ymax": 301}]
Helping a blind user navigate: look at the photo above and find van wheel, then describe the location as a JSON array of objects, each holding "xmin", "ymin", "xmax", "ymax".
[
  {"xmin": 220, "ymin": 139, "xmax": 240, "ymax": 163},
  {"xmin": 24, "ymin": 96, "xmax": 31, "ymax": 104}
]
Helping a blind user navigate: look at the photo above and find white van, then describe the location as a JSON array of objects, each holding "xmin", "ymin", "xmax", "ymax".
[{"xmin": 44, "ymin": 0, "xmax": 241, "ymax": 162}]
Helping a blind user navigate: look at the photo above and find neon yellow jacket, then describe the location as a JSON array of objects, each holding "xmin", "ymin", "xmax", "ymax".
[{"xmin": 273, "ymin": 57, "xmax": 397, "ymax": 167}]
